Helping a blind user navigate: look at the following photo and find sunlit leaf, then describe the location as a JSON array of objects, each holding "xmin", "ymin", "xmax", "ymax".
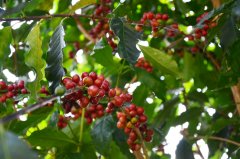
[
  {"xmin": 25, "ymin": 23, "xmax": 45, "ymax": 99},
  {"xmin": 139, "ymin": 45, "xmax": 182, "ymax": 78}
]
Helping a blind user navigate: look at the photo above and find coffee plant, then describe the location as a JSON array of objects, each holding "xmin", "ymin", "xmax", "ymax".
[{"xmin": 0, "ymin": 0, "xmax": 240, "ymax": 159}]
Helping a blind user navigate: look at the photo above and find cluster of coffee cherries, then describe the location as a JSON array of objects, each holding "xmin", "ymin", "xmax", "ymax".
[
  {"xmin": 0, "ymin": 80, "xmax": 28, "ymax": 103},
  {"xmin": 135, "ymin": 57, "xmax": 153, "ymax": 72},
  {"xmin": 135, "ymin": 12, "xmax": 171, "ymax": 37},
  {"xmin": 55, "ymin": 71, "xmax": 153, "ymax": 150},
  {"xmin": 187, "ymin": 12, "xmax": 217, "ymax": 53},
  {"xmin": 57, "ymin": 72, "xmax": 133, "ymax": 127},
  {"xmin": 116, "ymin": 104, "xmax": 153, "ymax": 151},
  {"xmin": 89, "ymin": 0, "xmax": 117, "ymax": 49}
]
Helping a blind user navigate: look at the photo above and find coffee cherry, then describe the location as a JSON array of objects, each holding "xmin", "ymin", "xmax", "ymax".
[
  {"xmin": 7, "ymin": 84, "xmax": 14, "ymax": 91},
  {"xmin": 135, "ymin": 25, "xmax": 143, "ymax": 32},
  {"xmin": 18, "ymin": 80, "xmax": 25, "ymax": 89},
  {"xmin": 162, "ymin": 14, "xmax": 169, "ymax": 21},
  {"xmin": 83, "ymin": 77, "xmax": 93, "ymax": 86},
  {"xmin": 80, "ymin": 73, "xmax": 88, "ymax": 80},
  {"xmin": 89, "ymin": 72, "xmax": 98, "ymax": 80},
  {"xmin": 88, "ymin": 85, "xmax": 99, "ymax": 97},
  {"xmin": 147, "ymin": 12, "xmax": 155, "ymax": 20},
  {"xmin": 72, "ymin": 74, "xmax": 80, "ymax": 83},
  {"xmin": 113, "ymin": 96, "xmax": 124, "ymax": 107},
  {"xmin": 139, "ymin": 115, "xmax": 147, "ymax": 123},
  {"xmin": 136, "ymin": 107, "xmax": 144, "ymax": 115},
  {"xmin": 108, "ymin": 89, "xmax": 116, "ymax": 97},
  {"xmin": 21, "ymin": 88, "xmax": 28, "ymax": 94},
  {"xmin": 54, "ymin": 85, "xmax": 66, "ymax": 96},
  {"xmin": 0, "ymin": 81, "xmax": 7, "ymax": 90},
  {"xmin": 80, "ymin": 96, "xmax": 90, "ymax": 108},
  {"xmin": 65, "ymin": 81, "xmax": 76, "ymax": 89},
  {"xmin": 117, "ymin": 121, "xmax": 125, "ymax": 129}
]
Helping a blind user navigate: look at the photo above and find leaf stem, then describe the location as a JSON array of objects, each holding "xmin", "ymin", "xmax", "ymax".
[{"xmin": 77, "ymin": 108, "xmax": 85, "ymax": 152}]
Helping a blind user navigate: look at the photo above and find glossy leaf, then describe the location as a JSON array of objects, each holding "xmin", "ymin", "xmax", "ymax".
[
  {"xmin": 110, "ymin": 17, "xmax": 141, "ymax": 64},
  {"xmin": 45, "ymin": 24, "xmax": 66, "ymax": 93},
  {"xmin": 71, "ymin": 0, "xmax": 96, "ymax": 12},
  {"xmin": 91, "ymin": 115, "xmax": 115, "ymax": 155},
  {"xmin": 27, "ymin": 127, "xmax": 76, "ymax": 148},
  {"xmin": 25, "ymin": 23, "xmax": 45, "ymax": 99},
  {"xmin": 172, "ymin": 107, "xmax": 203, "ymax": 126},
  {"xmin": 139, "ymin": 45, "xmax": 182, "ymax": 78},
  {"xmin": 0, "ymin": 27, "xmax": 12, "ymax": 71},
  {"xmin": 91, "ymin": 38, "xmax": 116, "ymax": 68}
]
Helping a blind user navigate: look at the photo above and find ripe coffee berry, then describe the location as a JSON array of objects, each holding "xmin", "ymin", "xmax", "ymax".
[{"xmin": 135, "ymin": 57, "xmax": 153, "ymax": 72}]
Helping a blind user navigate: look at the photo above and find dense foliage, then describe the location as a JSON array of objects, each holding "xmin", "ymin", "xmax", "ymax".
[{"xmin": 0, "ymin": 0, "xmax": 240, "ymax": 158}]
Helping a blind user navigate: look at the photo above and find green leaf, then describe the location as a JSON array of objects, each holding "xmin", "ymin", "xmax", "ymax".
[
  {"xmin": 7, "ymin": 49, "xmax": 31, "ymax": 76},
  {"xmin": 0, "ymin": 2, "xmax": 27, "ymax": 17},
  {"xmin": 91, "ymin": 115, "xmax": 115, "ymax": 155},
  {"xmin": 183, "ymin": 52, "xmax": 195, "ymax": 81},
  {"xmin": 112, "ymin": 3, "xmax": 132, "ymax": 17},
  {"xmin": 174, "ymin": 0, "xmax": 191, "ymax": 14},
  {"xmin": 12, "ymin": 22, "xmax": 36, "ymax": 43},
  {"xmin": 25, "ymin": 23, "xmax": 45, "ymax": 99},
  {"xmin": 56, "ymin": 144, "xmax": 97, "ymax": 159},
  {"xmin": 105, "ymin": 142, "xmax": 128, "ymax": 159},
  {"xmin": 26, "ymin": 127, "xmax": 76, "ymax": 148},
  {"xmin": 138, "ymin": 45, "xmax": 182, "ymax": 78},
  {"xmin": 91, "ymin": 38, "xmax": 115, "ymax": 67},
  {"xmin": 132, "ymin": 84, "xmax": 149, "ymax": 105},
  {"xmin": 176, "ymin": 139, "xmax": 194, "ymax": 159},
  {"xmin": 153, "ymin": 96, "xmax": 179, "ymax": 126},
  {"xmin": 0, "ymin": 127, "xmax": 38, "ymax": 159},
  {"xmin": 71, "ymin": 0, "xmax": 96, "ymax": 12},
  {"xmin": 45, "ymin": 24, "xmax": 66, "ymax": 93},
  {"xmin": 8, "ymin": 107, "xmax": 53, "ymax": 134},
  {"xmin": 172, "ymin": 107, "xmax": 203, "ymax": 126},
  {"xmin": 112, "ymin": 131, "xmax": 135, "ymax": 159},
  {"xmin": 110, "ymin": 17, "xmax": 141, "ymax": 64},
  {"xmin": 136, "ymin": 69, "xmax": 166, "ymax": 99},
  {"xmin": 0, "ymin": 27, "xmax": 12, "ymax": 71},
  {"xmin": 220, "ymin": 18, "xmax": 240, "ymax": 50}
]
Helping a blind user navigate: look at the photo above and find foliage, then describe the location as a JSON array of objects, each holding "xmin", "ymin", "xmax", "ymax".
[{"xmin": 0, "ymin": 0, "xmax": 240, "ymax": 159}]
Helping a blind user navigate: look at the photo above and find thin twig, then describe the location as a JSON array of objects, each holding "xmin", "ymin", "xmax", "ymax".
[
  {"xmin": 231, "ymin": 85, "xmax": 240, "ymax": 115},
  {"xmin": 134, "ymin": 127, "xmax": 149, "ymax": 159},
  {"xmin": 0, "ymin": 95, "xmax": 58, "ymax": 124},
  {"xmin": 74, "ymin": 17, "xmax": 96, "ymax": 43},
  {"xmin": 0, "ymin": 14, "xmax": 108, "ymax": 22},
  {"xmin": 195, "ymin": 142, "xmax": 204, "ymax": 159},
  {"xmin": 205, "ymin": 52, "xmax": 221, "ymax": 71},
  {"xmin": 192, "ymin": 135, "xmax": 240, "ymax": 147}
]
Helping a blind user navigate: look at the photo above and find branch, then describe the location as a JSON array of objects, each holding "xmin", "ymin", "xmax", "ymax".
[
  {"xmin": 231, "ymin": 85, "xmax": 240, "ymax": 115},
  {"xmin": 205, "ymin": 52, "xmax": 221, "ymax": 71},
  {"xmin": 74, "ymin": 17, "xmax": 96, "ymax": 43},
  {"xmin": 195, "ymin": 142, "xmax": 204, "ymax": 159},
  {"xmin": 0, "ymin": 14, "xmax": 108, "ymax": 22},
  {"xmin": 0, "ymin": 95, "xmax": 58, "ymax": 124},
  {"xmin": 134, "ymin": 127, "xmax": 149, "ymax": 159},
  {"xmin": 193, "ymin": 135, "xmax": 240, "ymax": 147}
]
